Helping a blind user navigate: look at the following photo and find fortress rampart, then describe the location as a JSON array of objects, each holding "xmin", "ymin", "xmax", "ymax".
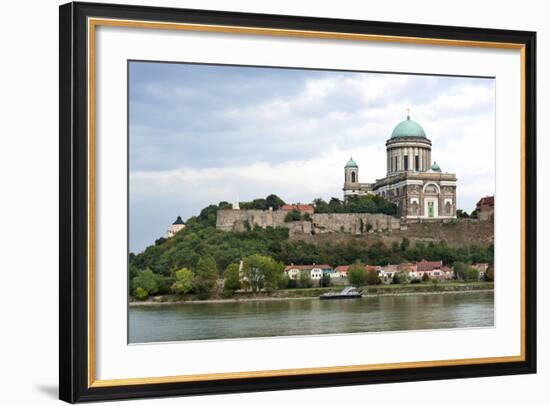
[{"xmin": 216, "ymin": 209, "xmax": 401, "ymax": 235}]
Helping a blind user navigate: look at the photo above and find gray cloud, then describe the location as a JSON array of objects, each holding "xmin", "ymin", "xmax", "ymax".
[{"xmin": 129, "ymin": 61, "xmax": 495, "ymax": 253}]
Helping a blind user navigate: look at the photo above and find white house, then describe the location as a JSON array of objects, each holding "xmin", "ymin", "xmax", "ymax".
[{"xmin": 284, "ymin": 264, "xmax": 333, "ymax": 280}]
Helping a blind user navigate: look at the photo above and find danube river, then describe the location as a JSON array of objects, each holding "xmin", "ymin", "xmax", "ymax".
[{"xmin": 129, "ymin": 291, "xmax": 493, "ymax": 343}]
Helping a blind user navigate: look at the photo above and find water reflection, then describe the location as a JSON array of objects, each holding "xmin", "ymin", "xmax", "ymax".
[{"xmin": 129, "ymin": 292, "xmax": 494, "ymax": 343}]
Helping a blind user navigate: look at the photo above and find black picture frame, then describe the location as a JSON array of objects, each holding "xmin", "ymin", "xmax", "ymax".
[{"xmin": 59, "ymin": 1, "xmax": 537, "ymax": 403}]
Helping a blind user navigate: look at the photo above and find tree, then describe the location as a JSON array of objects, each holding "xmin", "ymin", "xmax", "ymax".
[
  {"xmin": 223, "ymin": 263, "xmax": 241, "ymax": 293},
  {"xmin": 421, "ymin": 272, "xmax": 430, "ymax": 282},
  {"xmin": 279, "ymin": 273, "xmax": 291, "ymax": 289},
  {"xmin": 193, "ymin": 257, "xmax": 219, "ymax": 299},
  {"xmin": 131, "ymin": 269, "xmax": 161, "ymax": 297},
  {"xmin": 390, "ymin": 241, "xmax": 399, "ymax": 253},
  {"xmin": 313, "ymin": 198, "xmax": 329, "ymax": 213},
  {"xmin": 265, "ymin": 194, "xmax": 285, "ymax": 209},
  {"xmin": 392, "ymin": 271, "xmax": 410, "ymax": 285},
  {"xmin": 284, "ymin": 210, "xmax": 302, "ymax": 222},
  {"xmin": 297, "ymin": 270, "xmax": 313, "ymax": 288},
  {"xmin": 366, "ymin": 269, "xmax": 380, "ymax": 285},
  {"xmin": 134, "ymin": 287, "xmax": 148, "ymax": 300},
  {"xmin": 170, "ymin": 267, "xmax": 193, "ymax": 295},
  {"xmin": 470, "ymin": 209, "xmax": 478, "ymax": 219},
  {"xmin": 197, "ymin": 204, "xmax": 220, "ymax": 227},
  {"xmin": 348, "ymin": 262, "xmax": 366, "ymax": 286},
  {"xmin": 321, "ymin": 273, "xmax": 331, "ymax": 287},
  {"xmin": 464, "ymin": 267, "xmax": 480, "ymax": 282},
  {"xmin": 453, "ymin": 261, "xmax": 468, "ymax": 280},
  {"xmin": 400, "ymin": 237, "xmax": 410, "ymax": 252},
  {"xmin": 242, "ymin": 254, "xmax": 284, "ymax": 292},
  {"xmin": 456, "ymin": 209, "xmax": 470, "ymax": 219}
]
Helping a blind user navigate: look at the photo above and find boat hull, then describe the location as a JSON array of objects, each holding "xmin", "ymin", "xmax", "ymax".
[{"xmin": 319, "ymin": 294, "xmax": 362, "ymax": 300}]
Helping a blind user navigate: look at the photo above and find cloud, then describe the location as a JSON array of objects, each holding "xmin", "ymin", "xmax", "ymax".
[{"xmin": 129, "ymin": 62, "xmax": 495, "ymax": 252}]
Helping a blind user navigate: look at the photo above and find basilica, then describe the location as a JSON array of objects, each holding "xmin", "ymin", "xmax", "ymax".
[{"xmin": 343, "ymin": 113, "xmax": 457, "ymax": 220}]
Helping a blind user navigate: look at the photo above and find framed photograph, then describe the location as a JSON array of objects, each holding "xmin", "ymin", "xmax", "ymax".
[{"xmin": 59, "ymin": 1, "xmax": 536, "ymax": 403}]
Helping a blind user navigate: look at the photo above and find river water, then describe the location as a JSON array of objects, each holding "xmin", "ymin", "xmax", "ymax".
[{"xmin": 129, "ymin": 291, "xmax": 494, "ymax": 343}]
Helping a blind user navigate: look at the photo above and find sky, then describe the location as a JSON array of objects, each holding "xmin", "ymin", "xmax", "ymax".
[{"xmin": 129, "ymin": 61, "xmax": 495, "ymax": 253}]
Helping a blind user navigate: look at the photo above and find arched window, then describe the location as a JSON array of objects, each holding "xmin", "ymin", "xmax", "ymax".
[
  {"xmin": 424, "ymin": 184, "xmax": 438, "ymax": 194},
  {"xmin": 351, "ymin": 171, "xmax": 356, "ymax": 183},
  {"xmin": 412, "ymin": 201, "xmax": 419, "ymax": 215},
  {"xmin": 446, "ymin": 201, "xmax": 452, "ymax": 215}
]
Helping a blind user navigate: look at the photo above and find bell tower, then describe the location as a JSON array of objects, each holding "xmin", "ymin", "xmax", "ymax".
[
  {"xmin": 344, "ymin": 157, "xmax": 359, "ymax": 187},
  {"xmin": 343, "ymin": 157, "xmax": 360, "ymax": 199}
]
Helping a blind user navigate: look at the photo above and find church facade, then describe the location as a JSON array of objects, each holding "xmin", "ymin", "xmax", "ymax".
[{"xmin": 343, "ymin": 113, "xmax": 457, "ymax": 220}]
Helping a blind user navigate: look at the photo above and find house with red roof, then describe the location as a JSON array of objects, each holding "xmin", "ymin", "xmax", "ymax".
[
  {"xmin": 334, "ymin": 265, "xmax": 350, "ymax": 277},
  {"xmin": 414, "ymin": 260, "xmax": 448, "ymax": 280},
  {"xmin": 476, "ymin": 195, "xmax": 494, "ymax": 221}
]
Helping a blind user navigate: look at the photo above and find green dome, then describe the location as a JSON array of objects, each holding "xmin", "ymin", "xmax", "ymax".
[
  {"xmin": 431, "ymin": 162, "xmax": 441, "ymax": 172},
  {"xmin": 345, "ymin": 157, "xmax": 358, "ymax": 168},
  {"xmin": 391, "ymin": 115, "xmax": 426, "ymax": 139}
]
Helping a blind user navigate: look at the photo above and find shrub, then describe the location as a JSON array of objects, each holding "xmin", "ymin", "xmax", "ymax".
[
  {"xmin": 131, "ymin": 269, "xmax": 161, "ymax": 297},
  {"xmin": 297, "ymin": 271, "xmax": 313, "ymax": 288},
  {"xmin": 348, "ymin": 262, "xmax": 366, "ymax": 286},
  {"xmin": 223, "ymin": 263, "xmax": 241, "ymax": 293},
  {"xmin": 421, "ymin": 272, "xmax": 430, "ymax": 282},
  {"xmin": 171, "ymin": 267, "xmax": 194, "ymax": 295},
  {"xmin": 193, "ymin": 257, "xmax": 219, "ymax": 299},
  {"xmin": 134, "ymin": 287, "xmax": 148, "ymax": 300},
  {"xmin": 321, "ymin": 273, "xmax": 331, "ymax": 287},
  {"xmin": 464, "ymin": 267, "xmax": 480, "ymax": 282},
  {"xmin": 392, "ymin": 271, "xmax": 410, "ymax": 285},
  {"xmin": 366, "ymin": 269, "xmax": 380, "ymax": 285},
  {"xmin": 284, "ymin": 210, "xmax": 302, "ymax": 222}
]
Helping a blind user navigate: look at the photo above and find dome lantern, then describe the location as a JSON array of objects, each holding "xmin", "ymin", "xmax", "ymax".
[{"xmin": 345, "ymin": 157, "xmax": 358, "ymax": 168}]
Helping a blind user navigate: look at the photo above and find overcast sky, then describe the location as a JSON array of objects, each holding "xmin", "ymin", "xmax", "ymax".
[{"xmin": 129, "ymin": 61, "xmax": 495, "ymax": 253}]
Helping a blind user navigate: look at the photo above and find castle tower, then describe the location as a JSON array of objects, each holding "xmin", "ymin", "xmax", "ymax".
[
  {"xmin": 385, "ymin": 112, "xmax": 432, "ymax": 175},
  {"xmin": 165, "ymin": 216, "xmax": 186, "ymax": 238}
]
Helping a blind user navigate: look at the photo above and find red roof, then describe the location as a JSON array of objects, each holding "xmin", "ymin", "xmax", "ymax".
[
  {"xmin": 365, "ymin": 265, "xmax": 381, "ymax": 272},
  {"xmin": 280, "ymin": 204, "xmax": 314, "ymax": 213},
  {"xmin": 477, "ymin": 196, "xmax": 494, "ymax": 208},
  {"xmin": 284, "ymin": 264, "xmax": 331, "ymax": 272},
  {"xmin": 416, "ymin": 260, "xmax": 443, "ymax": 271},
  {"xmin": 334, "ymin": 264, "xmax": 380, "ymax": 273}
]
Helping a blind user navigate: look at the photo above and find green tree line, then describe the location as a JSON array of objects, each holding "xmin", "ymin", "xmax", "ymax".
[{"xmin": 129, "ymin": 201, "xmax": 493, "ymax": 299}]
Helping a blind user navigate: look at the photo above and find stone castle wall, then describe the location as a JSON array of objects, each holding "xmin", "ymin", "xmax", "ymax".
[{"xmin": 216, "ymin": 209, "xmax": 401, "ymax": 235}]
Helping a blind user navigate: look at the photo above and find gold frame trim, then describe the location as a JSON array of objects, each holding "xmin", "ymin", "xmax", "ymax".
[{"xmin": 87, "ymin": 17, "xmax": 527, "ymax": 388}]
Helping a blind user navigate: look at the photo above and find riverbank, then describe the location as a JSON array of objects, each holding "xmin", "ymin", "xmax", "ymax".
[{"xmin": 129, "ymin": 282, "xmax": 493, "ymax": 307}]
